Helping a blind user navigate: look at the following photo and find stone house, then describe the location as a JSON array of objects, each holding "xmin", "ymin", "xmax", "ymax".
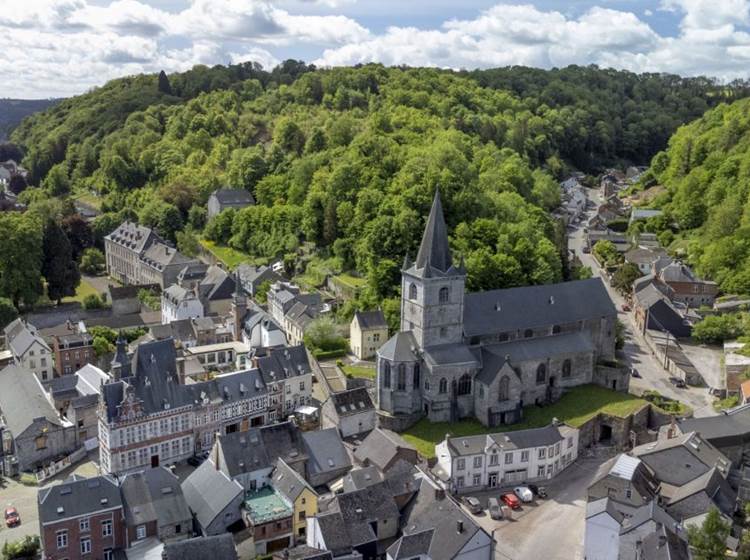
[
  {"xmin": 161, "ymin": 284, "xmax": 204, "ymax": 324},
  {"xmin": 38, "ymin": 474, "xmax": 126, "ymax": 560},
  {"xmin": 657, "ymin": 262, "xmax": 719, "ymax": 308},
  {"xmin": 322, "ymin": 387, "xmax": 376, "ymax": 439},
  {"xmin": 434, "ymin": 423, "xmax": 579, "ymax": 492},
  {"xmin": 120, "ymin": 467, "xmax": 192, "ymax": 544},
  {"xmin": 0, "ymin": 364, "xmax": 77, "ymax": 475},
  {"xmin": 244, "ymin": 487, "xmax": 294, "ymax": 555},
  {"xmin": 633, "ymin": 283, "xmax": 692, "ymax": 339},
  {"xmin": 207, "ymin": 189, "xmax": 255, "ymax": 219},
  {"xmin": 255, "ymin": 345, "xmax": 314, "ymax": 423},
  {"xmin": 272, "ymin": 458, "xmax": 318, "ymax": 540},
  {"xmin": 377, "ymin": 191, "xmax": 621, "ymax": 429},
  {"xmin": 162, "ymin": 534, "xmax": 239, "ymax": 560},
  {"xmin": 353, "ymin": 428, "xmax": 419, "ymax": 473},
  {"xmin": 624, "ymin": 247, "xmax": 668, "ymax": 276},
  {"xmin": 181, "ymin": 459, "xmax": 245, "ymax": 536},
  {"xmin": 237, "ymin": 263, "xmax": 282, "ymax": 297},
  {"xmin": 4, "ymin": 318, "xmax": 54, "ymax": 384},
  {"xmin": 47, "ymin": 364, "xmax": 110, "ymax": 445},
  {"xmin": 350, "ymin": 310, "xmax": 388, "ymax": 360},
  {"xmin": 587, "ymin": 455, "xmax": 660, "ymax": 514}
]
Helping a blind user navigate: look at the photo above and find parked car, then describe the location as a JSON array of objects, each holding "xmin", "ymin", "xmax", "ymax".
[
  {"xmin": 630, "ymin": 367, "xmax": 641, "ymax": 378},
  {"xmin": 488, "ymin": 497, "xmax": 503, "ymax": 520},
  {"xmin": 582, "ymin": 246, "xmax": 591, "ymax": 254},
  {"xmin": 527, "ymin": 484, "xmax": 548, "ymax": 499},
  {"xmin": 4, "ymin": 507, "xmax": 20, "ymax": 528},
  {"xmin": 669, "ymin": 377, "xmax": 686, "ymax": 388},
  {"xmin": 514, "ymin": 486, "xmax": 534, "ymax": 503},
  {"xmin": 462, "ymin": 496, "xmax": 482, "ymax": 515},
  {"xmin": 501, "ymin": 492, "xmax": 521, "ymax": 510}
]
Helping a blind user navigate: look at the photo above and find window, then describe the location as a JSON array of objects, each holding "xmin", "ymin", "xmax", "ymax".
[
  {"xmin": 299, "ymin": 511, "xmax": 306, "ymax": 521},
  {"xmin": 552, "ymin": 325, "xmax": 561, "ymax": 334},
  {"xmin": 524, "ymin": 329, "xmax": 533, "ymax": 338},
  {"xmin": 498, "ymin": 376, "xmax": 509, "ymax": 401},
  {"xmin": 521, "ymin": 450, "xmax": 529, "ymax": 462},
  {"xmin": 176, "ymin": 524, "xmax": 181, "ymax": 534},
  {"xmin": 409, "ymin": 283, "xmax": 417, "ymax": 300},
  {"xmin": 439, "ymin": 287, "xmax": 450, "ymax": 303},
  {"xmin": 413, "ymin": 363, "xmax": 420, "ymax": 389},
  {"xmin": 56, "ymin": 530, "xmax": 68, "ymax": 549},
  {"xmin": 102, "ymin": 519, "xmax": 112, "ymax": 537},
  {"xmin": 456, "ymin": 476, "xmax": 464, "ymax": 488},
  {"xmin": 555, "ymin": 442, "xmax": 561, "ymax": 455},
  {"xmin": 35, "ymin": 435, "xmax": 48, "ymax": 450},
  {"xmin": 424, "ymin": 378, "xmax": 430, "ymax": 391},
  {"xmin": 80, "ymin": 518, "xmax": 90, "ymax": 532},
  {"xmin": 456, "ymin": 458, "xmax": 465, "ymax": 471},
  {"xmin": 136, "ymin": 525, "xmax": 147, "ymax": 540},
  {"xmin": 473, "ymin": 456, "xmax": 482, "ymax": 468},
  {"xmin": 625, "ymin": 489, "xmax": 632, "ymax": 499},
  {"xmin": 538, "ymin": 448, "xmax": 546, "ymax": 460},
  {"xmin": 536, "ymin": 363, "xmax": 547, "ymax": 384},
  {"xmin": 81, "ymin": 538, "xmax": 92, "ymax": 555},
  {"xmin": 505, "ymin": 452, "xmax": 513, "ymax": 464},
  {"xmin": 562, "ymin": 359, "xmax": 572, "ymax": 378},
  {"xmin": 397, "ymin": 364, "xmax": 406, "ymax": 391},
  {"xmin": 104, "ymin": 550, "xmax": 113, "ymax": 560},
  {"xmin": 548, "ymin": 446, "xmax": 554, "ymax": 457},
  {"xmin": 537, "ymin": 466, "xmax": 545, "ymax": 477},
  {"xmin": 439, "ymin": 378, "xmax": 448, "ymax": 394},
  {"xmin": 472, "ymin": 474, "xmax": 481, "ymax": 486},
  {"xmin": 299, "ymin": 381, "xmax": 305, "ymax": 391},
  {"xmin": 567, "ymin": 436, "xmax": 574, "ymax": 449},
  {"xmin": 490, "ymin": 452, "xmax": 499, "ymax": 466},
  {"xmin": 439, "ymin": 327, "xmax": 447, "ymax": 338},
  {"xmin": 382, "ymin": 362, "xmax": 391, "ymax": 388},
  {"xmin": 457, "ymin": 374, "xmax": 472, "ymax": 396}
]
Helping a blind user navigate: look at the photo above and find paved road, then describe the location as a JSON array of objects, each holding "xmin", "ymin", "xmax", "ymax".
[
  {"xmin": 568, "ymin": 191, "xmax": 715, "ymax": 416},
  {"xmin": 464, "ymin": 456, "xmax": 609, "ymax": 560}
]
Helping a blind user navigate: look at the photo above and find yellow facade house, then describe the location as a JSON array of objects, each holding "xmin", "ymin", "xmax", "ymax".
[
  {"xmin": 350, "ymin": 310, "xmax": 388, "ymax": 360},
  {"xmin": 272, "ymin": 458, "xmax": 318, "ymax": 540}
]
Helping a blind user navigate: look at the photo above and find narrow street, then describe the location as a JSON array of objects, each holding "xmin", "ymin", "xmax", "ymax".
[{"xmin": 568, "ymin": 190, "xmax": 715, "ymax": 417}]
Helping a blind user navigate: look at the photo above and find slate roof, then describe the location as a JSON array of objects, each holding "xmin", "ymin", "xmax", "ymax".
[
  {"xmin": 330, "ymin": 481, "xmax": 400, "ymax": 546},
  {"xmin": 102, "ymin": 338, "xmax": 267, "ymax": 423},
  {"xmin": 387, "ymin": 528, "xmax": 434, "ymax": 560},
  {"xmin": 401, "ymin": 476, "xmax": 485, "ymax": 560},
  {"xmin": 280, "ymin": 545, "xmax": 333, "ymax": 560},
  {"xmin": 591, "ymin": 455, "xmax": 660, "ymax": 503},
  {"xmin": 140, "ymin": 242, "xmax": 195, "ymax": 271},
  {"xmin": 631, "ymin": 208, "xmax": 663, "ymax": 221},
  {"xmin": 315, "ymin": 511, "xmax": 353, "ymax": 555},
  {"xmin": 377, "ymin": 331, "xmax": 418, "ymax": 362},
  {"xmin": 162, "ymin": 534, "xmax": 238, "ymax": 560},
  {"xmin": 105, "ymin": 221, "xmax": 160, "ymax": 254},
  {"xmin": 625, "ymin": 247, "xmax": 666, "ymax": 265},
  {"xmin": 585, "ymin": 497, "xmax": 625, "ymax": 524},
  {"xmin": 256, "ymin": 345, "xmax": 311, "ymax": 385},
  {"xmin": 0, "ymin": 364, "xmax": 63, "ymax": 436},
  {"xmin": 463, "ymin": 278, "xmax": 616, "ymax": 337},
  {"xmin": 353, "ymin": 428, "xmax": 417, "ymax": 471},
  {"xmin": 181, "ymin": 460, "xmax": 244, "ymax": 530},
  {"xmin": 163, "ymin": 284, "xmax": 195, "ymax": 305},
  {"xmin": 38, "ymin": 475, "xmax": 122, "ymax": 524},
  {"xmin": 619, "ymin": 500, "xmax": 677, "ymax": 535},
  {"xmin": 343, "ymin": 466, "xmax": 384, "ymax": 492},
  {"xmin": 211, "ymin": 189, "xmax": 255, "ymax": 206},
  {"xmin": 659, "ymin": 262, "xmax": 705, "ymax": 284},
  {"xmin": 637, "ymin": 527, "xmax": 689, "ymax": 560},
  {"xmin": 423, "ymin": 343, "xmax": 480, "ymax": 367},
  {"xmin": 4, "ymin": 318, "xmax": 49, "ymax": 357},
  {"xmin": 199, "ymin": 265, "xmax": 235, "ymax": 301},
  {"xmin": 665, "ymin": 467, "xmax": 737, "ymax": 519},
  {"xmin": 631, "ymin": 432, "xmax": 730, "ymax": 482},
  {"xmin": 329, "ymin": 387, "xmax": 374, "ymax": 418},
  {"xmin": 353, "ymin": 310, "xmax": 387, "ymax": 330},
  {"xmin": 414, "ymin": 190, "xmax": 453, "ymax": 274},
  {"xmin": 121, "ymin": 467, "xmax": 191, "ymax": 528},
  {"xmin": 272, "ymin": 458, "xmax": 316, "ymax": 503},
  {"xmin": 680, "ymin": 405, "xmax": 750, "ymax": 441},
  {"xmin": 446, "ymin": 424, "xmax": 567, "ymax": 456},
  {"xmin": 301, "ymin": 428, "xmax": 352, "ymax": 479},
  {"xmin": 216, "ymin": 421, "xmax": 306, "ymax": 478}
]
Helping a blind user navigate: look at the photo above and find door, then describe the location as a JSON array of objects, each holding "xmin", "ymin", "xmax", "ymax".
[
  {"xmin": 151, "ymin": 455, "xmax": 159, "ymax": 468},
  {"xmin": 488, "ymin": 473, "xmax": 498, "ymax": 488}
]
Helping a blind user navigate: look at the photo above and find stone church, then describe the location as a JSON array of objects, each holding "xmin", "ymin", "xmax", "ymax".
[{"xmin": 376, "ymin": 191, "xmax": 626, "ymax": 429}]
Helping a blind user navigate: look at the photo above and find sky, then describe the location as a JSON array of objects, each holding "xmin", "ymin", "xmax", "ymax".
[{"xmin": 4, "ymin": 0, "xmax": 750, "ymax": 98}]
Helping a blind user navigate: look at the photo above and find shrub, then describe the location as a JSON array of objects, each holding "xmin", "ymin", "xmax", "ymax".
[
  {"xmin": 82, "ymin": 293, "xmax": 104, "ymax": 309},
  {"xmin": 79, "ymin": 247, "xmax": 105, "ymax": 275},
  {"xmin": 2, "ymin": 535, "xmax": 40, "ymax": 559},
  {"xmin": 138, "ymin": 288, "xmax": 161, "ymax": 311}
]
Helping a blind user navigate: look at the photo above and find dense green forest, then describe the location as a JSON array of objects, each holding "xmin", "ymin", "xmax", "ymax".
[
  {"xmin": 638, "ymin": 96, "xmax": 750, "ymax": 295},
  {"xmin": 0, "ymin": 99, "xmax": 60, "ymax": 142},
  {"xmin": 6, "ymin": 62, "xmax": 748, "ymax": 318}
]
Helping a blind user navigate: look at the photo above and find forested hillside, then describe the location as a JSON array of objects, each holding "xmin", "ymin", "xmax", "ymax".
[
  {"xmin": 8, "ymin": 62, "xmax": 746, "ymax": 316},
  {"xmin": 0, "ymin": 98, "xmax": 60, "ymax": 141},
  {"xmin": 640, "ymin": 97, "xmax": 750, "ymax": 295}
]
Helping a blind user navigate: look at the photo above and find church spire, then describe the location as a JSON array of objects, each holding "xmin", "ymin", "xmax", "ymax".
[{"xmin": 415, "ymin": 189, "xmax": 453, "ymax": 273}]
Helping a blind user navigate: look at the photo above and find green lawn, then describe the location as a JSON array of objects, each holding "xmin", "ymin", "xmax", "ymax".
[
  {"xmin": 62, "ymin": 278, "xmax": 100, "ymax": 304},
  {"xmin": 72, "ymin": 191, "xmax": 103, "ymax": 210},
  {"xmin": 334, "ymin": 274, "xmax": 367, "ymax": 289},
  {"xmin": 402, "ymin": 384, "xmax": 649, "ymax": 458},
  {"xmin": 341, "ymin": 364, "xmax": 376, "ymax": 380},
  {"xmin": 199, "ymin": 239, "xmax": 254, "ymax": 269}
]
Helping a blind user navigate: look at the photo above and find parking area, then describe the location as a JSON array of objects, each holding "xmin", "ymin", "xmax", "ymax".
[
  {"xmin": 456, "ymin": 455, "xmax": 609, "ymax": 560},
  {"xmin": 0, "ymin": 454, "xmax": 100, "ymax": 548}
]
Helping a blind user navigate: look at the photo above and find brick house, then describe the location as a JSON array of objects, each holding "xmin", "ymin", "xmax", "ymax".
[
  {"xmin": 52, "ymin": 332, "xmax": 96, "ymax": 376},
  {"xmin": 38, "ymin": 474, "xmax": 126, "ymax": 560},
  {"xmin": 657, "ymin": 262, "xmax": 719, "ymax": 309}
]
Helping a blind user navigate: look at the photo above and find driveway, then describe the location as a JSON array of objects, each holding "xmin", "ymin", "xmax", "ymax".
[
  {"xmin": 458, "ymin": 456, "xmax": 609, "ymax": 560},
  {"xmin": 568, "ymin": 192, "xmax": 715, "ymax": 417}
]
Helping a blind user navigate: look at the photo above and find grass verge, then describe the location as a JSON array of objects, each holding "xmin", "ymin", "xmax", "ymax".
[{"xmin": 341, "ymin": 364, "xmax": 376, "ymax": 379}]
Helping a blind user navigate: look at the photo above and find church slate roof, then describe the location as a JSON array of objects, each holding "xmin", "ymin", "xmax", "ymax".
[
  {"xmin": 423, "ymin": 343, "xmax": 480, "ymax": 367},
  {"xmin": 463, "ymin": 278, "xmax": 616, "ymax": 336},
  {"xmin": 353, "ymin": 310, "xmax": 387, "ymax": 330},
  {"xmin": 415, "ymin": 190, "xmax": 453, "ymax": 273},
  {"xmin": 378, "ymin": 331, "xmax": 418, "ymax": 362}
]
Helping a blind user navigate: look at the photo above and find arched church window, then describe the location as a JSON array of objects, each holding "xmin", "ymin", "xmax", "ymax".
[
  {"xmin": 439, "ymin": 286, "xmax": 450, "ymax": 303},
  {"xmin": 536, "ymin": 363, "xmax": 547, "ymax": 384},
  {"xmin": 498, "ymin": 376, "xmax": 510, "ymax": 401},
  {"xmin": 382, "ymin": 362, "xmax": 391, "ymax": 388},
  {"xmin": 397, "ymin": 363, "xmax": 406, "ymax": 391},
  {"xmin": 424, "ymin": 378, "xmax": 430, "ymax": 391},
  {"xmin": 438, "ymin": 378, "xmax": 448, "ymax": 394},
  {"xmin": 457, "ymin": 374, "xmax": 472, "ymax": 396},
  {"xmin": 409, "ymin": 283, "xmax": 418, "ymax": 300},
  {"xmin": 413, "ymin": 363, "xmax": 420, "ymax": 389},
  {"xmin": 562, "ymin": 359, "xmax": 572, "ymax": 378}
]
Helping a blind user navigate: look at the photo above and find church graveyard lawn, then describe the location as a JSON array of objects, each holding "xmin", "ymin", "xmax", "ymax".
[
  {"xmin": 340, "ymin": 364, "xmax": 376, "ymax": 380},
  {"xmin": 402, "ymin": 384, "xmax": 649, "ymax": 458}
]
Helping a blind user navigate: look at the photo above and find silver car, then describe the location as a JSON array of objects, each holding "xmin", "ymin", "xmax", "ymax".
[
  {"xmin": 462, "ymin": 496, "xmax": 482, "ymax": 515},
  {"xmin": 488, "ymin": 497, "xmax": 503, "ymax": 520}
]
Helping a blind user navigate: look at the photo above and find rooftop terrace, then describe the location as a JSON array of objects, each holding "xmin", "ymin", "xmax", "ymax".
[{"xmin": 244, "ymin": 487, "xmax": 292, "ymax": 525}]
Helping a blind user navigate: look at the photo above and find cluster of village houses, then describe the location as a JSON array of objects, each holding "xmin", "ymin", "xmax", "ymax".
[{"xmin": 0, "ymin": 185, "xmax": 748, "ymax": 560}]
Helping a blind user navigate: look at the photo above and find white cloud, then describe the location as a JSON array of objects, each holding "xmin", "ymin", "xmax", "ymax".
[{"xmin": 660, "ymin": 0, "xmax": 750, "ymax": 29}]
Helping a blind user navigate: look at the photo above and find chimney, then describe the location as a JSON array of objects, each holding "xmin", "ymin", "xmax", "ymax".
[{"xmin": 456, "ymin": 520, "xmax": 464, "ymax": 534}]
